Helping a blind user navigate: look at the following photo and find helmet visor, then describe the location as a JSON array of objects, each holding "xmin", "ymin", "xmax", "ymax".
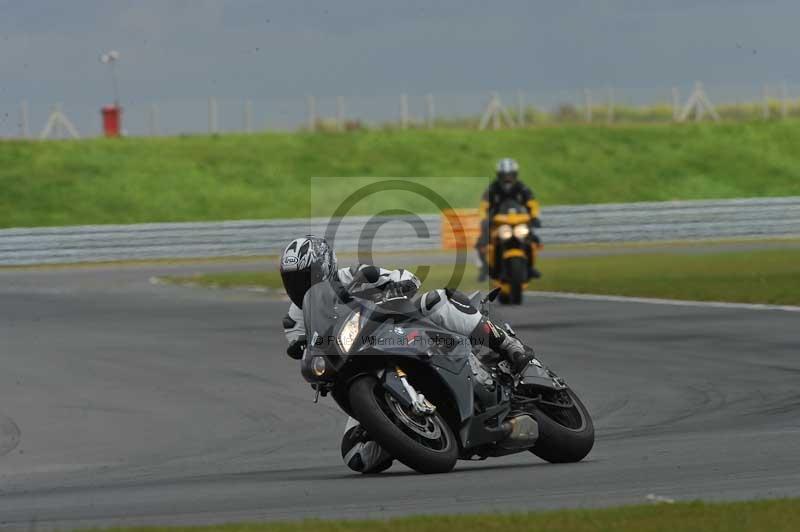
[
  {"xmin": 499, "ymin": 172, "xmax": 517, "ymax": 191},
  {"xmin": 281, "ymin": 268, "xmax": 312, "ymax": 308}
]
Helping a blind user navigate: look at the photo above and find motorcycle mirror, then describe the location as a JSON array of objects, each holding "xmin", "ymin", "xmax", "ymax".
[{"xmin": 482, "ymin": 287, "xmax": 501, "ymax": 304}]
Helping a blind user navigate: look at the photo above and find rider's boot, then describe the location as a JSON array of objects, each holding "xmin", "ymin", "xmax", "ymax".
[
  {"xmin": 482, "ymin": 319, "xmax": 535, "ymax": 377},
  {"xmin": 498, "ymin": 334, "xmax": 536, "ymax": 376}
]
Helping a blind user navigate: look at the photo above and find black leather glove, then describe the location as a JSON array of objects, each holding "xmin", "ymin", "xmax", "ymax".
[
  {"xmin": 393, "ymin": 279, "xmax": 419, "ymax": 296},
  {"xmin": 531, "ymin": 233, "xmax": 542, "ymax": 245},
  {"xmin": 286, "ymin": 336, "xmax": 306, "ymax": 360}
]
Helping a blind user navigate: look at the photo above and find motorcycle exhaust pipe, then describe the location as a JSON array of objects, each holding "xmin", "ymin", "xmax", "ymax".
[{"xmin": 498, "ymin": 414, "xmax": 539, "ymax": 449}]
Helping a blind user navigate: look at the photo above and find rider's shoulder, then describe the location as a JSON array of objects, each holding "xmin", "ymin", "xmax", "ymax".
[{"xmin": 518, "ymin": 181, "xmax": 533, "ymax": 193}]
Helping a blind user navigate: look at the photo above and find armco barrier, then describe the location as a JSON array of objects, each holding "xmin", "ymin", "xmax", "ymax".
[{"xmin": 1, "ymin": 197, "xmax": 798, "ymax": 265}]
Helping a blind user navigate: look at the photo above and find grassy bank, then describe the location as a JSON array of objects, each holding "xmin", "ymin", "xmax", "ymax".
[
  {"xmin": 162, "ymin": 247, "xmax": 800, "ymax": 306},
  {"xmin": 3, "ymin": 121, "xmax": 800, "ymax": 228},
  {"xmin": 76, "ymin": 499, "xmax": 800, "ymax": 532}
]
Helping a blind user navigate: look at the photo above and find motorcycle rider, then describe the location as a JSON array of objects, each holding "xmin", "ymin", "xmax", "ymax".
[
  {"xmin": 279, "ymin": 235, "xmax": 535, "ymax": 473},
  {"xmin": 476, "ymin": 158, "xmax": 542, "ymax": 282}
]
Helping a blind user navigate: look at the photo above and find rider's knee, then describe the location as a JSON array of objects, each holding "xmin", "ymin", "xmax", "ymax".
[
  {"xmin": 420, "ymin": 289, "xmax": 446, "ymax": 315},
  {"xmin": 419, "ymin": 288, "xmax": 481, "ymax": 335}
]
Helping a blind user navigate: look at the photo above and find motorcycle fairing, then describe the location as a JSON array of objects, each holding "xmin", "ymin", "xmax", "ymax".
[{"xmin": 520, "ymin": 359, "xmax": 567, "ymax": 390}]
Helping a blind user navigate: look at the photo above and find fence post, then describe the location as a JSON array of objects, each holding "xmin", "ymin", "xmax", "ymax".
[
  {"xmin": 672, "ymin": 87, "xmax": 680, "ymax": 121},
  {"xmin": 336, "ymin": 96, "xmax": 345, "ymax": 131},
  {"xmin": 400, "ymin": 93, "xmax": 409, "ymax": 129},
  {"xmin": 780, "ymin": 82, "xmax": 789, "ymax": 119},
  {"xmin": 606, "ymin": 87, "xmax": 614, "ymax": 124},
  {"xmin": 243, "ymin": 100, "xmax": 253, "ymax": 133},
  {"xmin": 307, "ymin": 95, "xmax": 317, "ymax": 132},
  {"xmin": 425, "ymin": 93, "xmax": 435, "ymax": 128},
  {"xmin": 208, "ymin": 97, "xmax": 218, "ymax": 133},
  {"xmin": 149, "ymin": 103, "xmax": 160, "ymax": 136},
  {"xmin": 583, "ymin": 89, "xmax": 592, "ymax": 123},
  {"xmin": 20, "ymin": 100, "xmax": 30, "ymax": 138},
  {"xmin": 492, "ymin": 93, "xmax": 500, "ymax": 130}
]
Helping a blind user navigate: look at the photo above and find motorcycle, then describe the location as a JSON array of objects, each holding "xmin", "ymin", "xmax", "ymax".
[
  {"xmin": 485, "ymin": 199, "xmax": 542, "ymax": 305},
  {"xmin": 299, "ymin": 267, "xmax": 594, "ymax": 474}
]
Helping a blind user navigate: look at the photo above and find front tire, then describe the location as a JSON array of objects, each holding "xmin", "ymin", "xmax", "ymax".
[
  {"xmin": 528, "ymin": 388, "xmax": 594, "ymax": 463},
  {"xmin": 508, "ymin": 256, "xmax": 527, "ymax": 305},
  {"xmin": 348, "ymin": 375, "xmax": 458, "ymax": 474}
]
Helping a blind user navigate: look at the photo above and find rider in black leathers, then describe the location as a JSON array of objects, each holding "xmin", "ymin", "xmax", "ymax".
[
  {"xmin": 476, "ymin": 158, "xmax": 542, "ymax": 281},
  {"xmin": 279, "ymin": 236, "xmax": 535, "ymax": 474}
]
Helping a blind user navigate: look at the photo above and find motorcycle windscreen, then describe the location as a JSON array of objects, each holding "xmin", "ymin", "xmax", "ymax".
[{"xmin": 302, "ymin": 281, "xmax": 345, "ymax": 353}]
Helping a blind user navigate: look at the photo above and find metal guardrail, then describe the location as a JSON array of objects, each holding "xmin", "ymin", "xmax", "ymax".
[{"xmin": 0, "ymin": 197, "xmax": 798, "ymax": 265}]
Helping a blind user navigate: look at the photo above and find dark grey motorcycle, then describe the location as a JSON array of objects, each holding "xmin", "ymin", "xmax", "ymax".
[{"xmin": 299, "ymin": 272, "xmax": 594, "ymax": 474}]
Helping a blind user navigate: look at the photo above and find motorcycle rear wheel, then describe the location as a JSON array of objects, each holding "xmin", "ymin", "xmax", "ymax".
[
  {"xmin": 349, "ymin": 375, "xmax": 458, "ymax": 474},
  {"xmin": 527, "ymin": 388, "xmax": 594, "ymax": 463}
]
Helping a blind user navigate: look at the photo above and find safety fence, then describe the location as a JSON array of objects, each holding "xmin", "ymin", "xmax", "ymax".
[
  {"xmin": 0, "ymin": 197, "xmax": 798, "ymax": 265},
  {"xmin": 7, "ymin": 82, "xmax": 800, "ymax": 139}
]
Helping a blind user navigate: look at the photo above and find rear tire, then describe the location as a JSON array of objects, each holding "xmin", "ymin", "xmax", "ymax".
[
  {"xmin": 349, "ymin": 375, "xmax": 458, "ymax": 474},
  {"xmin": 528, "ymin": 389, "xmax": 594, "ymax": 463}
]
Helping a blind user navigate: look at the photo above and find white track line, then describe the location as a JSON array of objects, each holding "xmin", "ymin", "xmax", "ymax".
[{"xmin": 527, "ymin": 290, "xmax": 800, "ymax": 313}]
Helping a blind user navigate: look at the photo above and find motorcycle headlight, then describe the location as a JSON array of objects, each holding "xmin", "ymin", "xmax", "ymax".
[
  {"xmin": 337, "ymin": 310, "xmax": 361, "ymax": 353},
  {"xmin": 497, "ymin": 224, "xmax": 513, "ymax": 240},
  {"xmin": 513, "ymin": 224, "xmax": 530, "ymax": 239},
  {"xmin": 311, "ymin": 356, "xmax": 327, "ymax": 376}
]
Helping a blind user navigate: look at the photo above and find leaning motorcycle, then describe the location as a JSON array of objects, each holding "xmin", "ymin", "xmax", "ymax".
[
  {"xmin": 485, "ymin": 199, "xmax": 541, "ymax": 305},
  {"xmin": 299, "ymin": 269, "xmax": 594, "ymax": 474}
]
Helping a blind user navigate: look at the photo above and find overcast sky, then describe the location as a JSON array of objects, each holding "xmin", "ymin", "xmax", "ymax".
[{"xmin": 1, "ymin": 1, "xmax": 797, "ymax": 133}]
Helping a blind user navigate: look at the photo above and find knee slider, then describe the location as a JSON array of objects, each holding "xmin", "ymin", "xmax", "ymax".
[{"xmin": 444, "ymin": 288, "xmax": 478, "ymax": 315}]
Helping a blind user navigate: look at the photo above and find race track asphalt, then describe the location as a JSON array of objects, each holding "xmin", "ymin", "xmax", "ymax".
[{"xmin": 0, "ymin": 260, "xmax": 798, "ymax": 529}]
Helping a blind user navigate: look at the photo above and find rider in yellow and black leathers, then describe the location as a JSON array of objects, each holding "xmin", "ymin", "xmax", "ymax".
[{"xmin": 476, "ymin": 158, "xmax": 542, "ymax": 281}]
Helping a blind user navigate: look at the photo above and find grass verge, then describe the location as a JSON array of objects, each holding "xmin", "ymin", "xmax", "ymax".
[
  {"xmin": 161, "ymin": 247, "xmax": 800, "ymax": 306},
  {"xmin": 76, "ymin": 499, "xmax": 800, "ymax": 532},
  {"xmin": 3, "ymin": 121, "xmax": 800, "ymax": 228}
]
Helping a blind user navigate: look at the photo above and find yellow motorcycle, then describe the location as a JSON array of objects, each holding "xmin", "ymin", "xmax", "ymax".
[{"xmin": 485, "ymin": 200, "xmax": 540, "ymax": 304}]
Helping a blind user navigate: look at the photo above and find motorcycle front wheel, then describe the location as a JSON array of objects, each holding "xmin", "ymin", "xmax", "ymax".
[
  {"xmin": 348, "ymin": 375, "xmax": 458, "ymax": 474},
  {"xmin": 507, "ymin": 255, "xmax": 527, "ymax": 305}
]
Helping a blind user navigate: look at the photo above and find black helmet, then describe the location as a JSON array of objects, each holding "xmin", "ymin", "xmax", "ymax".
[
  {"xmin": 495, "ymin": 157, "xmax": 519, "ymax": 193},
  {"xmin": 279, "ymin": 236, "xmax": 337, "ymax": 308}
]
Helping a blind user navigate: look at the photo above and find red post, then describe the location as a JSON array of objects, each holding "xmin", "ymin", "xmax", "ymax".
[{"xmin": 101, "ymin": 105, "xmax": 122, "ymax": 137}]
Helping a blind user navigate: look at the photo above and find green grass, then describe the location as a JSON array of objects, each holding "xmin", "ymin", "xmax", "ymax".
[
  {"xmin": 3, "ymin": 121, "xmax": 800, "ymax": 228},
  {"xmin": 162, "ymin": 248, "xmax": 800, "ymax": 306},
  {"xmin": 75, "ymin": 499, "xmax": 800, "ymax": 532}
]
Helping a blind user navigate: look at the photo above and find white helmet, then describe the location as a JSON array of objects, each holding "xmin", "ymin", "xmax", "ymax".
[
  {"xmin": 495, "ymin": 158, "xmax": 519, "ymax": 192},
  {"xmin": 279, "ymin": 236, "xmax": 337, "ymax": 308}
]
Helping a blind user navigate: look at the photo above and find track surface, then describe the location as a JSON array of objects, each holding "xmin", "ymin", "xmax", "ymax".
[{"xmin": 1, "ymin": 261, "xmax": 799, "ymax": 529}]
